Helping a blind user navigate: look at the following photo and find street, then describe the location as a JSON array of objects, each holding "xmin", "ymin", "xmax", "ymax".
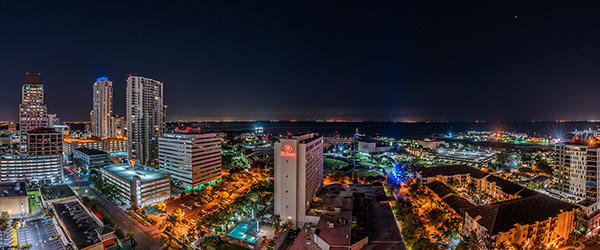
[{"xmin": 75, "ymin": 186, "xmax": 168, "ymax": 249}]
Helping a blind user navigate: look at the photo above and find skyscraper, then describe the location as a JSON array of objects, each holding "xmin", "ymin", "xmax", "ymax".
[
  {"xmin": 91, "ymin": 76, "xmax": 113, "ymax": 137},
  {"xmin": 19, "ymin": 73, "xmax": 48, "ymax": 154},
  {"xmin": 274, "ymin": 133, "xmax": 324, "ymax": 228},
  {"xmin": 159, "ymin": 128, "xmax": 222, "ymax": 190},
  {"xmin": 126, "ymin": 75, "xmax": 165, "ymax": 166},
  {"xmin": 552, "ymin": 142, "xmax": 600, "ymax": 202}
]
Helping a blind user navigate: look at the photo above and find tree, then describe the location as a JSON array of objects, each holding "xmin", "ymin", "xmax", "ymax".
[
  {"xmin": 156, "ymin": 202, "xmax": 166, "ymax": 212},
  {"xmin": 456, "ymin": 233, "xmax": 482, "ymax": 250},
  {"xmin": 165, "ymin": 214, "xmax": 178, "ymax": 233},
  {"xmin": 125, "ymin": 231, "xmax": 136, "ymax": 247},
  {"xmin": 0, "ymin": 212, "xmax": 10, "ymax": 247},
  {"xmin": 172, "ymin": 208, "xmax": 185, "ymax": 222},
  {"xmin": 412, "ymin": 238, "xmax": 437, "ymax": 250},
  {"xmin": 114, "ymin": 228, "xmax": 125, "ymax": 240}
]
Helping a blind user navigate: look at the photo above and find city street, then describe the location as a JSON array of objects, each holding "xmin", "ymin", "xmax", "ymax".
[{"xmin": 76, "ymin": 186, "xmax": 167, "ymax": 249}]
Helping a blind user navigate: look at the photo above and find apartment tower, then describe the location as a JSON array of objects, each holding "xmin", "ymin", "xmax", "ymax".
[
  {"xmin": 91, "ymin": 76, "xmax": 113, "ymax": 137},
  {"xmin": 126, "ymin": 75, "xmax": 165, "ymax": 166}
]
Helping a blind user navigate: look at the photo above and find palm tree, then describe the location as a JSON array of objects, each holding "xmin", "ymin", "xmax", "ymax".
[
  {"xmin": 0, "ymin": 213, "xmax": 10, "ymax": 248},
  {"xmin": 125, "ymin": 231, "xmax": 136, "ymax": 247}
]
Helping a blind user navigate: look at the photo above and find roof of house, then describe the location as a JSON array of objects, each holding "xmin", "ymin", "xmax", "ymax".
[
  {"xmin": 74, "ymin": 147, "xmax": 109, "ymax": 156},
  {"xmin": 463, "ymin": 194, "xmax": 576, "ymax": 235},
  {"xmin": 427, "ymin": 181, "xmax": 475, "ymax": 214},
  {"xmin": 416, "ymin": 165, "xmax": 489, "ymax": 179},
  {"xmin": 53, "ymin": 200, "xmax": 102, "ymax": 249}
]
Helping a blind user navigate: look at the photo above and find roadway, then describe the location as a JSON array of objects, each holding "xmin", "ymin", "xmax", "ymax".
[{"xmin": 75, "ymin": 186, "xmax": 167, "ymax": 250}]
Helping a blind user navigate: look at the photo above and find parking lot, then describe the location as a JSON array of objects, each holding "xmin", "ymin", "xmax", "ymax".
[{"xmin": 18, "ymin": 218, "xmax": 63, "ymax": 250}]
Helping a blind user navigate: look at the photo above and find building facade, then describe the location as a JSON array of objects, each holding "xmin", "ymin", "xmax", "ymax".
[
  {"xmin": 91, "ymin": 76, "xmax": 113, "ymax": 138},
  {"xmin": 26, "ymin": 127, "xmax": 63, "ymax": 156},
  {"xmin": 126, "ymin": 76, "xmax": 165, "ymax": 166},
  {"xmin": 100, "ymin": 163, "xmax": 170, "ymax": 208},
  {"xmin": 73, "ymin": 148, "xmax": 111, "ymax": 171},
  {"xmin": 552, "ymin": 143, "xmax": 600, "ymax": 202},
  {"xmin": 109, "ymin": 114, "xmax": 125, "ymax": 138},
  {"xmin": 19, "ymin": 73, "xmax": 48, "ymax": 154},
  {"xmin": 274, "ymin": 133, "xmax": 324, "ymax": 228},
  {"xmin": 64, "ymin": 136, "xmax": 127, "ymax": 155},
  {"xmin": 0, "ymin": 182, "xmax": 28, "ymax": 217},
  {"xmin": 158, "ymin": 130, "xmax": 222, "ymax": 190},
  {"xmin": 0, "ymin": 155, "xmax": 63, "ymax": 182}
]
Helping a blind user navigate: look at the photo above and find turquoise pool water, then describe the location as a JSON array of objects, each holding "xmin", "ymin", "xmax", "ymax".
[{"xmin": 228, "ymin": 223, "xmax": 258, "ymax": 243}]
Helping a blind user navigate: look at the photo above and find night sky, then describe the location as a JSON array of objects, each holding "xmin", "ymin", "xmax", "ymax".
[{"xmin": 2, "ymin": 1, "xmax": 600, "ymax": 121}]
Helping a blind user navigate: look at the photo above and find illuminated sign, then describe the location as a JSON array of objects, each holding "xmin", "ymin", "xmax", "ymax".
[
  {"xmin": 281, "ymin": 144, "xmax": 296, "ymax": 157},
  {"xmin": 96, "ymin": 76, "xmax": 109, "ymax": 82}
]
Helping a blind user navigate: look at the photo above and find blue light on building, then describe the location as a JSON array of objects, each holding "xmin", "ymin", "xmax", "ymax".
[{"xmin": 96, "ymin": 76, "xmax": 109, "ymax": 82}]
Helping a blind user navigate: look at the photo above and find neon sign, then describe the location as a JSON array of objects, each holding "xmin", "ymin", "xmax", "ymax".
[{"xmin": 281, "ymin": 144, "xmax": 296, "ymax": 157}]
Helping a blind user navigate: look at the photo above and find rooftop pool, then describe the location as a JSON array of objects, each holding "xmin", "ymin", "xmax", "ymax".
[{"xmin": 227, "ymin": 223, "xmax": 258, "ymax": 244}]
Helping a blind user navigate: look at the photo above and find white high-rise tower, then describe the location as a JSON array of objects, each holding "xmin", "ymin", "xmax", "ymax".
[
  {"xmin": 126, "ymin": 75, "xmax": 165, "ymax": 166},
  {"xmin": 91, "ymin": 76, "xmax": 113, "ymax": 137}
]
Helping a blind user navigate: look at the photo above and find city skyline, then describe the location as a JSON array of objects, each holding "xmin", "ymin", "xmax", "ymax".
[{"xmin": 3, "ymin": 1, "xmax": 600, "ymax": 121}]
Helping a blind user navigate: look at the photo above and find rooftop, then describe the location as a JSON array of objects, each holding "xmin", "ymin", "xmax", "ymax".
[
  {"xmin": 463, "ymin": 193, "xmax": 576, "ymax": 235},
  {"xmin": 27, "ymin": 127, "xmax": 59, "ymax": 134},
  {"xmin": 41, "ymin": 184, "xmax": 77, "ymax": 201},
  {"xmin": 427, "ymin": 181, "xmax": 475, "ymax": 214},
  {"xmin": 0, "ymin": 182, "xmax": 26, "ymax": 198},
  {"xmin": 24, "ymin": 73, "xmax": 42, "ymax": 84},
  {"xmin": 53, "ymin": 200, "xmax": 102, "ymax": 249},
  {"xmin": 102, "ymin": 163, "xmax": 169, "ymax": 182},
  {"xmin": 74, "ymin": 147, "xmax": 109, "ymax": 156}
]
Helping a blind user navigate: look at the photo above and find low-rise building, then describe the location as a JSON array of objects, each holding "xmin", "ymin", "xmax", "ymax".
[
  {"xmin": 0, "ymin": 154, "xmax": 63, "ymax": 183},
  {"xmin": 0, "ymin": 182, "xmax": 28, "ymax": 217},
  {"xmin": 40, "ymin": 184, "xmax": 78, "ymax": 206},
  {"xmin": 64, "ymin": 135, "xmax": 127, "ymax": 155},
  {"xmin": 73, "ymin": 148, "xmax": 111, "ymax": 171},
  {"xmin": 52, "ymin": 199, "xmax": 116, "ymax": 250},
  {"xmin": 417, "ymin": 165, "xmax": 576, "ymax": 248},
  {"xmin": 100, "ymin": 163, "xmax": 170, "ymax": 208}
]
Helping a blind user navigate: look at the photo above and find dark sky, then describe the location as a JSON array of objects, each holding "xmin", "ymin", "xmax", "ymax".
[{"xmin": 2, "ymin": 1, "xmax": 600, "ymax": 121}]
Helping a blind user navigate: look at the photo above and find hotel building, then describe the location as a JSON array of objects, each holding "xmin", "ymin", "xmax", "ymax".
[
  {"xmin": 19, "ymin": 73, "xmax": 48, "ymax": 154},
  {"xmin": 274, "ymin": 133, "xmax": 323, "ymax": 228},
  {"xmin": 91, "ymin": 76, "xmax": 113, "ymax": 138},
  {"xmin": 100, "ymin": 163, "xmax": 170, "ymax": 208},
  {"xmin": 552, "ymin": 143, "xmax": 600, "ymax": 202},
  {"xmin": 158, "ymin": 129, "xmax": 222, "ymax": 190},
  {"xmin": 126, "ymin": 76, "xmax": 165, "ymax": 166}
]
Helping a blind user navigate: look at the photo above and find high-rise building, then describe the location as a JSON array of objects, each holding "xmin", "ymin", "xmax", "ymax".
[
  {"xmin": 91, "ymin": 76, "xmax": 113, "ymax": 137},
  {"xmin": 0, "ymin": 155, "xmax": 63, "ymax": 183},
  {"xmin": 47, "ymin": 113, "xmax": 60, "ymax": 127},
  {"xmin": 159, "ymin": 129, "xmax": 222, "ymax": 190},
  {"xmin": 109, "ymin": 114, "xmax": 125, "ymax": 138},
  {"xmin": 274, "ymin": 133, "xmax": 323, "ymax": 228},
  {"xmin": 553, "ymin": 143, "xmax": 600, "ymax": 202},
  {"xmin": 19, "ymin": 73, "xmax": 48, "ymax": 154},
  {"xmin": 126, "ymin": 76, "xmax": 165, "ymax": 166}
]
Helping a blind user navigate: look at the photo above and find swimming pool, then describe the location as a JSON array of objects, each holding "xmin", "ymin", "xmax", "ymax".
[{"xmin": 227, "ymin": 223, "xmax": 258, "ymax": 243}]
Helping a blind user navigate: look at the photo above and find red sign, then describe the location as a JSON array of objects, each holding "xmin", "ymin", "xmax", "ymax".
[{"xmin": 281, "ymin": 144, "xmax": 296, "ymax": 157}]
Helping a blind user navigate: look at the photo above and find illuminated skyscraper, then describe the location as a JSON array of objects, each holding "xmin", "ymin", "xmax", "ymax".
[
  {"xmin": 19, "ymin": 73, "xmax": 48, "ymax": 154},
  {"xmin": 274, "ymin": 133, "xmax": 323, "ymax": 228},
  {"xmin": 91, "ymin": 76, "xmax": 113, "ymax": 137},
  {"xmin": 126, "ymin": 75, "xmax": 165, "ymax": 166}
]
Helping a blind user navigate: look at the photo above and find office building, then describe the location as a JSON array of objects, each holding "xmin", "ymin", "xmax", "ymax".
[
  {"xmin": 26, "ymin": 127, "xmax": 63, "ymax": 156},
  {"xmin": 126, "ymin": 75, "xmax": 165, "ymax": 166},
  {"xmin": 73, "ymin": 148, "xmax": 111, "ymax": 171},
  {"xmin": 91, "ymin": 76, "xmax": 113, "ymax": 138},
  {"xmin": 100, "ymin": 163, "xmax": 170, "ymax": 208},
  {"xmin": 274, "ymin": 133, "xmax": 323, "ymax": 228},
  {"xmin": 19, "ymin": 73, "xmax": 48, "ymax": 154},
  {"xmin": 552, "ymin": 143, "xmax": 600, "ymax": 202},
  {"xmin": 0, "ymin": 182, "xmax": 28, "ymax": 217},
  {"xmin": 159, "ymin": 129, "xmax": 222, "ymax": 190},
  {"xmin": 0, "ymin": 155, "xmax": 63, "ymax": 182}
]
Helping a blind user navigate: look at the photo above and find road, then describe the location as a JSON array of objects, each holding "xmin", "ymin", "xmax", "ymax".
[{"xmin": 76, "ymin": 186, "xmax": 168, "ymax": 250}]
